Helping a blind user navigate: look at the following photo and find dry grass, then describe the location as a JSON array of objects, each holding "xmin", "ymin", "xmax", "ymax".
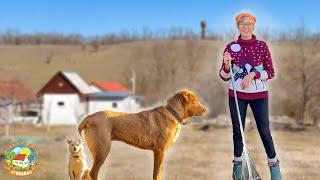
[
  {"xmin": 0, "ymin": 41, "xmax": 222, "ymax": 94},
  {"xmin": 0, "ymin": 123, "xmax": 319, "ymax": 180}
]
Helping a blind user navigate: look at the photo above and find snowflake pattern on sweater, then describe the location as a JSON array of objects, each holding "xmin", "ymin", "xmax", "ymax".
[{"xmin": 219, "ymin": 34, "xmax": 275, "ymax": 100}]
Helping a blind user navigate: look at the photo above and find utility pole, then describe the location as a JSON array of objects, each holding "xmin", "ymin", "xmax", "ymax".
[
  {"xmin": 5, "ymin": 81, "xmax": 14, "ymax": 137},
  {"xmin": 130, "ymin": 69, "xmax": 136, "ymax": 112},
  {"xmin": 46, "ymin": 100, "xmax": 52, "ymax": 132},
  {"xmin": 131, "ymin": 69, "xmax": 136, "ymax": 95}
]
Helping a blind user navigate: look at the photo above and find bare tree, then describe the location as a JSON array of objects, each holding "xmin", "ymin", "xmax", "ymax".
[
  {"xmin": 142, "ymin": 27, "xmax": 153, "ymax": 40},
  {"xmin": 258, "ymin": 26, "xmax": 271, "ymax": 41},
  {"xmin": 1, "ymin": 81, "xmax": 17, "ymax": 137},
  {"xmin": 45, "ymin": 52, "xmax": 55, "ymax": 64},
  {"xmin": 291, "ymin": 21, "xmax": 320, "ymax": 125},
  {"xmin": 183, "ymin": 40, "xmax": 206, "ymax": 82},
  {"xmin": 152, "ymin": 42, "xmax": 169, "ymax": 92}
]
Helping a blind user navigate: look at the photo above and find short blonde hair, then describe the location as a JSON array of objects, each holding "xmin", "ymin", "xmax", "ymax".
[{"xmin": 235, "ymin": 12, "xmax": 256, "ymax": 25}]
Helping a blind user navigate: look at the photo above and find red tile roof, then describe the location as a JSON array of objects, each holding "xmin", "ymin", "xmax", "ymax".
[
  {"xmin": 0, "ymin": 81, "xmax": 33, "ymax": 100},
  {"xmin": 14, "ymin": 154, "xmax": 27, "ymax": 161},
  {"xmin": 91, "ymin": 81, "xmax": 129, "ymax": 92}
]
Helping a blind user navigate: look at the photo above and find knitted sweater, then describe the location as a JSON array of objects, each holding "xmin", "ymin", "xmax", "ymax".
[{"xmin": 219, "ymin": 35, "xmax": 275, "ymax": 100}]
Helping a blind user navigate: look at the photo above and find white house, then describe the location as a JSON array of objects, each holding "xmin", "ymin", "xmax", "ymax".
[
  {"xmin": 0, "ymin": 81, "xmax": 36, "ymax": 124},
  {"xmin": 37, "ymin": 72, "xmax": 140, "ymax": 125},
  {"xmin": 37, "ymin": 71, "xmax": 95, "ymax": 125},
  {"xmin": 88, "ymin": 81, "xmax": 140, "ymax": 115}
]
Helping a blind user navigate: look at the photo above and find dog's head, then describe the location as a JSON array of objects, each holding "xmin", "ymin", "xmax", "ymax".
[
  {"xmin": 67, "ymin": 138, "xmax": 84, "ymax": 154},
  {"xmin": 167, "ymin": 89, "xmax": 207, "ymax": 119}
]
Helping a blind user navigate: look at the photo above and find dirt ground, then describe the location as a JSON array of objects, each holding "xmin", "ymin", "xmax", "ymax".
[{"xmin": 0, "ymin": 123, "xmax": 319, "ymax": 180}]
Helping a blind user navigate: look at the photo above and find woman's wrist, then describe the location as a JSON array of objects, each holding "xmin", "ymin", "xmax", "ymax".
[{"xmin": 223, "ymin": 65, "xmax": 230, "ymax": 73}]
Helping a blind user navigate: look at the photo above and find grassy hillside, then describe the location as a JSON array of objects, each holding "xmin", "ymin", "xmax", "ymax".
[
  {"xmin": 0, "ymin": 39, "xmax": 319, "ymax": 121},
  {"xmin": 0, "ymin": 41, "xmax": 221, "ymax": 94},
  {"xmin": 0, "ymin": 44, "xmax": 144, "ymax": 94}
]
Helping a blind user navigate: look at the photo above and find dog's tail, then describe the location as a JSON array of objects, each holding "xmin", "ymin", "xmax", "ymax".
[{"xmin": 78, "ymin": 116, "xmax": 90, "ymax": 136}]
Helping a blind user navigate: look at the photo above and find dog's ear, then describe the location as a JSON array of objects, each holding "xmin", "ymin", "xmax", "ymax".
[
  {"xmin": 180, "ymin": 89, "xmax": 192, "ymax": 103},
  {"xmin": 78, "ymin": 139, "xmax": 85, "ymax": 144},
  {"xmin": 66, "ymin": 137, "xmax": 72, "ymax": 144}
]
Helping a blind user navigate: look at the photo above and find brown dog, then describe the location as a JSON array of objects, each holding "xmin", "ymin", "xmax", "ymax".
[{"xmin": 78, "ymin": 89, "xmax": 206, "ymax": 180}]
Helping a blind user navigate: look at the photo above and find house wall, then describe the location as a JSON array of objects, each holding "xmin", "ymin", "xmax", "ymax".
[
  {"xmin": 88, "ymin": 96, "xmax": 140, "ymax": 115},
  {"xmin": 41, "ymin": 94, "xmax": 85, "ymax": 125},
  {"xmin": 126, "ymin": 96, "xmax": 141, "ymax": 113}
]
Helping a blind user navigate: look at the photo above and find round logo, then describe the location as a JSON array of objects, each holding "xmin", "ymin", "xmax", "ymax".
[
  {"xmin": 231, "ymin": 43, "xmax": 241, "ymax": 52},
  {"xmin": 3, "ymin": 142, "xmax": 39, "ymax": 176}
]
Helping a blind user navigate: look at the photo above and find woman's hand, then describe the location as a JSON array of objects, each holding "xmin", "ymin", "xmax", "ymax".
[
  {"xmin": 223, "ymin": 51, "xmax": 233, "ymax": 70},
  {"xmin": 240, "ymin": 72, "xmax": 256, "ymax": 89}
]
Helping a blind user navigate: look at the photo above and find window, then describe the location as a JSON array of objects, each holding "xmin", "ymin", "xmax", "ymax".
[
  {"xmin": 135, "ymin": 98, "xmax": 140, "ymax": 104},
  {"xmin": 112, "ymin": 102, "xmax": 117, "ymax": 108},
  {"xmin": 58, "ymin": 101, "xmax": 65, "ymax": 106},
  {"xmin": 19, "ymin": 111, "xmax": 38, "ymax": 117}
]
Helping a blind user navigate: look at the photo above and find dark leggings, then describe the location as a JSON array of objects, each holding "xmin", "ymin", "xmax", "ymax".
[{"xmin": 229, "ymin": 96, "xmax": 276, "ymax": 159}]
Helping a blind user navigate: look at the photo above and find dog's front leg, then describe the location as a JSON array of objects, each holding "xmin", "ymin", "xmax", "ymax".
[
  {"xmin": 68, "ymin": 169, "xmax": 75, "ymax": 180},
  {"xmin": 153, "ymin": 150, "xmax": 165, "ymax": 180}
]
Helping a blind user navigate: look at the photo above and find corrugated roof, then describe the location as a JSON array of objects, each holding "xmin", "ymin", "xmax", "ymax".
[
  {"xmin": 88, "ymin": 92, "xmax": 131, "ymax": 98},
  {"xmin": 62, "ymin": 71, "xmax": 96, "ymax": 94}
]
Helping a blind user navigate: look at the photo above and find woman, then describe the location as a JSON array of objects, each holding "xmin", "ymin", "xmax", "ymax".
[{"xmin": 219, "ymin": 12, "xmax": 281, "ymax": 180}]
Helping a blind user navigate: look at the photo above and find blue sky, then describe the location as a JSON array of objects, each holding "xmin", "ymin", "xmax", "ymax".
[{"xmin": 0, "ymin": 0, "xmax": 319, "ymax": 36}]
